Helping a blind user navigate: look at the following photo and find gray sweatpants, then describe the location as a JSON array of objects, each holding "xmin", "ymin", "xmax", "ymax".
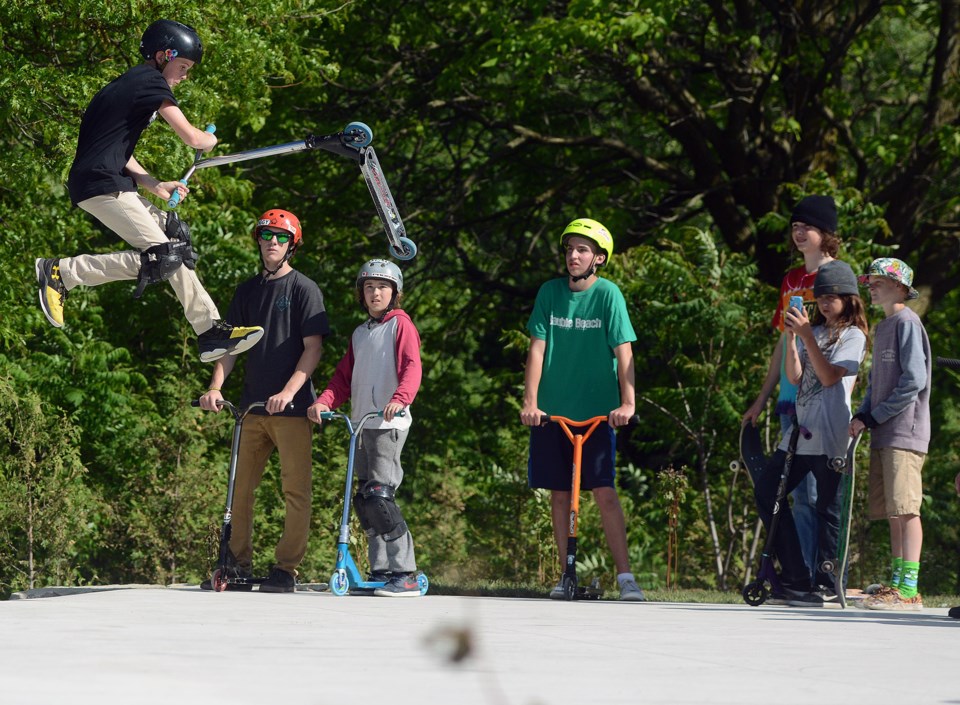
[{"xmin": 355, "ymin": 427, "xmax": 416, "ymax": 574}]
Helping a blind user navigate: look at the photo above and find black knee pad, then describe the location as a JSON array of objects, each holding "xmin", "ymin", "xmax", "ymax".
[
  {"xmin": 354, "ymin": 481, "xmax": 408, "ymax": 542},
  {"xmin": 133, "ymin": 213, "xmax": 198, "ymax": 298}
]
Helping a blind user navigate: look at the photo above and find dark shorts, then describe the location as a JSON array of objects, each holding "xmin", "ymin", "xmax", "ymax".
[{"xmin": 528, "ymin": 422, "xmax": 616, "ymax": 491}]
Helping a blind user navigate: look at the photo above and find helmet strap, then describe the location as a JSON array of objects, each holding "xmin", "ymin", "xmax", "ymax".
[
  {"xmin": 259, "ymin": 246, "xmax": 294, "ymax": 283},
  {"xmin": 569, "ymin": 254, "xmax": 599, "ymax": 283}
]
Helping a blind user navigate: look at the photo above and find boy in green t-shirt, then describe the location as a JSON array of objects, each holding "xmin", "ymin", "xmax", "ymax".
[{"xmin": 520, "ymin": 218, "xmax": 643, "ymax": 601}]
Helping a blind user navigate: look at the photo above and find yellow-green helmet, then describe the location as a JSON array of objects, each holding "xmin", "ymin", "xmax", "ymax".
[{"xmin": 561, "ymin": 218, "xmax": 614, "ymax": 264}]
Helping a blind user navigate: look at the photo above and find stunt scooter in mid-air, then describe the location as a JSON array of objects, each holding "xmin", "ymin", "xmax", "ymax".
[{"xmin": 169, "ymin": 121, "xmax": 416, "ymax": 261}]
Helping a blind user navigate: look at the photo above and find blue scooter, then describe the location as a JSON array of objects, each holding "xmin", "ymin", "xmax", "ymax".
[{"xmin": 320, "ymin": 409, "xmax": 428, "ymax": 596}]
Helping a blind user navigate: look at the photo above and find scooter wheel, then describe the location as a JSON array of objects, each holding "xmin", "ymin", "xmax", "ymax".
[
  {"xmin": 742, "ymin": 581, "xmax": 768, "ymax": 607},
  {"xmin": 416, "ymin": 572, "xmax": 429, "ymax": 596},
  {"xmin": 561, "ymin": 575, "xmax": 577, "ymax": 602},
  {"xmin": 389, "ymin": 237, "xmax": 417, "ymax": 261},
  {"xmin": 211, "ymin": 569, "xmax": 228, "ymax": 593},
  {"xmin": 344, "ymin": 121, "xmax": 373, "ymax": 149},
  {"xmin": 330, "ymin": 570, "xmax": 349, "ymax": 596}
]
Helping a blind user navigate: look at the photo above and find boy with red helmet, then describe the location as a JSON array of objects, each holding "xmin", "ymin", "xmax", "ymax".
[
  {"xmin": 36, "ymin": 20, "xmax": 262, "ymax": 362},
  {"xmin": 199, "ymin": 208, "xmax": 329, "ymax": 592}
]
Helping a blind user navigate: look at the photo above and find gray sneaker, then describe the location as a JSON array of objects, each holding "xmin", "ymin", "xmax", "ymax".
[
  {"xmin": 619, "ymin": 579, "xmax": 646, "ymax": 602},
  {"xmin": 549, "ymin": 581, "xmax": 565, "ymax": 600}
]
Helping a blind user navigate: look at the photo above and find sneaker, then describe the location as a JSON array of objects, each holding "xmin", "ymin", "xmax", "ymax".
[
  {"xmin": 374, "ymin": 573, "xmax": 422, "ymax": 597},
  {"xmin": 366, "ymin": 571, "xmax": 393, "ymax": 584},
  {"xmin": 36, "ymin": 258, "xmax": 66, "ymax": 328},
  {"xmin": 864, "ymin": 588, "xmax": 923, "ymax": 611},
  {"xmin": 948, "ymin": 606, "xmax": 960, "ymax": 619},
  {"xmin": 549, "ymin": 581, "xmax": 565, "ymax": 600},
  {"xmin": 765, "ymin": 590, "xmax": 790, "ymax": 606},
  {"xmin": 259, "ymin": 566, "xmax": 296, "ymax": 593},
  {"xmin": 786, "ymin": 590, "xmax": 825, "ymax": 607},
  {"xmin": 197, "ymin": 320, "xmax": 264, "ymax": 363},
  {"xmin": 619, "ymin": 579, "xmax": 646, "ymax": 602}
]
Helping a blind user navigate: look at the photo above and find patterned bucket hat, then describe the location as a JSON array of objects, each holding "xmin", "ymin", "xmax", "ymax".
[{"xmin": 859, "ymin": 257, "xmax": 919, "ymax": 300}]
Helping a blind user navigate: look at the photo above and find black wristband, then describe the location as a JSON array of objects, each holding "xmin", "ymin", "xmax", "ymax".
[{"xmin": 853, "ymin": 412, "xmax": 879, "ymax": 429}]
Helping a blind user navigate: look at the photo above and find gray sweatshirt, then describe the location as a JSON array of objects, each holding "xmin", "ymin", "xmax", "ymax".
[{"xmin": 856, "ymin": 307, "xmax": 931, "ymax": 453}]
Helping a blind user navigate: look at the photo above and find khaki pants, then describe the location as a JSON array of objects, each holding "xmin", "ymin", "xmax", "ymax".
[
  {"xmin": 229, "ymin": 415, "xmax": 314, "ymax": 575},
  {"xmin": 59, "ymin": 191, "xmax": 219, "ymax": 334}
]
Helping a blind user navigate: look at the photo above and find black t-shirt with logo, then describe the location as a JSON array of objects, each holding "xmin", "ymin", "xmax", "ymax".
[
  {"xmin": 67, "ymin": 63, "xmax": 177, "ymax": 205},
  {"xmin": 227, "ymin": 269, "xmax": 331, "ymax": 417}
]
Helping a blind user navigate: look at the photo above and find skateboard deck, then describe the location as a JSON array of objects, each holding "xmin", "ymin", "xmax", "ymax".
[
  {"xmin": 739, "ymin": 423, "xmax": 769, "ymax": 483},
  {"xmin": 821, "ymin": 432, "xmax": 862, "ymax": 609}
]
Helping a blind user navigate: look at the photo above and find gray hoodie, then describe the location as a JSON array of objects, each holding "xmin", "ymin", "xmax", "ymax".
[{"xmin": 856, "ymin": 307, "xmax": 931, "ymax": 453}]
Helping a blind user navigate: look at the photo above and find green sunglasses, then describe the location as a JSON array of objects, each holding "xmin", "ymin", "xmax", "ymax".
[{"xmin": 259, "ymin": 230, "xmax": 291, "ymax": 244}]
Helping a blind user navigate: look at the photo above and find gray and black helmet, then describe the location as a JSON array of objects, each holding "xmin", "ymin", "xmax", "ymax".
[
  {"xmin": 140, "ymin": 20, "xmax": 204, "ymax": 64},
  {"xmin": 356, "ymin": 259, "xmax": 403, "ymax": 293}
]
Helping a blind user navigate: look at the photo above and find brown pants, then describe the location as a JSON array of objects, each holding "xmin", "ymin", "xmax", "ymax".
[{"xmin": 229, "ymin": 414, "xmax": 314, "ymax": 575}]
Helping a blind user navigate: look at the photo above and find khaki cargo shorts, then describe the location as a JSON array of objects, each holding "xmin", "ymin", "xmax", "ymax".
[{"xmin": 867, "ymin": 447, "xmax": 926, "ymax": 519}]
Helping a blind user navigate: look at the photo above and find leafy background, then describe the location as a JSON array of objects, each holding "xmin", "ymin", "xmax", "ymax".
[{"xmin": 2, "ymin": 0, "xmax": 959, "ymax": 597}]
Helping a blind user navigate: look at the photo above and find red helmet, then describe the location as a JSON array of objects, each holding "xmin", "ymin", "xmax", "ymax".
[{"xmin": 254, "ymin": 209, "xmax": 302, "ymax": 249}]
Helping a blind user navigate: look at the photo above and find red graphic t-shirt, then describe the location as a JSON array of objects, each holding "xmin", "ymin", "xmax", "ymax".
[{"xmin": 771, "ymin": 266, "xmax": 818, "ymax": 332}]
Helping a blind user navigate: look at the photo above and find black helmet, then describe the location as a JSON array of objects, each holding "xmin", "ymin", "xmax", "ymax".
[{"xmin": 140, "ymin": 20, "xmax": 203, "ymax": 64}]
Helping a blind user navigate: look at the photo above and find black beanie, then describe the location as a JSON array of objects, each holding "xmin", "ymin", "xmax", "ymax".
[
  {"xmin": 791, "ymin": 195, "xmax": 838, "ymax": 234},
  {"xmin": 813, "ymin": 260, "xmax": 858, "ymax": 297}
]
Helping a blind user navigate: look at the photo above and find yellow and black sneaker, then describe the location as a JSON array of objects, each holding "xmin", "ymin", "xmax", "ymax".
[
  {"xmin": 36, "ymin": 257, "xmax": 66, "ymax": 328},
  {"xmin": 197, "ymin": 320, "xmax": 264, "ymax": 363}
]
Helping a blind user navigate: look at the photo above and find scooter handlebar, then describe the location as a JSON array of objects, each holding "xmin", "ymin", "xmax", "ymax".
[
  {"xmin": 538, "ymin": 414, "xmax": 640, "ymax": 427},
  {"xmin": 319, "ymin": 409, "xmax": 406, "ymax": 421},
  {"xmin": 168, "ymin": 124, "xmax": 216, "ymax": 208}
]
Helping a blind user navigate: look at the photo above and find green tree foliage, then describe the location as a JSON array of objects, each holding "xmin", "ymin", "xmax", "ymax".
[{"xmin": 2, "ymin": 1, "xmax": 959, "ymax": 596}]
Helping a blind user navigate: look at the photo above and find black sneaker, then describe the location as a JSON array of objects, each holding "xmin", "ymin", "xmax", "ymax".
[
  {"xmin": 197, "ymin": 320, "xmax": 264, "ymax": 363},
  {"xmin": 948, "ymin": 606, "xmax": 960, "ymax": 619},
  {"xmin": 36, "ymin": 257, "xmax": 67, "ymax": 328},
  {"xmin": 373, "ymin": 573, "xmax": 421, "ymax": 598},
  {"xmin": 786, "ymin": 590, "xmax": 825, "ymax": 607},
  {"xmin": 259, "ymin": 566, "xmax": 296, "ymax": 593}
]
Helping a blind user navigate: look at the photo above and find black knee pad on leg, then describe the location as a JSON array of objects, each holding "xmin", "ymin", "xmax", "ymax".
[
  {"xmin": 354, "ymin": 481, "xmax": 408, "ymax": 542},
  {"xmin": 133, "ymin": 213, "xmax": 198, "ymax": 299}
]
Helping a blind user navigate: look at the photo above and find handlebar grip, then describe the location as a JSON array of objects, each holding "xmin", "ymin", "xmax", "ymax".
[
  {"xmin": 936, "ymin": 357, "xmax": 960, "ymax": 369},
  {"xmin": 167, "ymin": 182, "xmax": 186, "ymax": 209},
  {"xmin": 205, "ymin": 124, "xmax": 217, "ymax": 134}
]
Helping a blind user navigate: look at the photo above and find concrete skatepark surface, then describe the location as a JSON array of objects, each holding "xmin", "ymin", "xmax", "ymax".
[{"xmin": 1, "ymin": 586, "xmax": 957, "ymax": 705}]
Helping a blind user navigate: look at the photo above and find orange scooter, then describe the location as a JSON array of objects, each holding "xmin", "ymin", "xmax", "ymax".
[{"xmin": 541, "ymin": 414, "xmax": 637, "ymax": 601}]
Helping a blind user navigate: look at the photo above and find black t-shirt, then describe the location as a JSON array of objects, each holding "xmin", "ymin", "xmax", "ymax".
[
  {"xmin": 227, "ymin": 269, "xmax": 331, "ymax": 416},
  {"xmin": 67, "ymin": 63, "xmax": 178, "ymax": 205}
]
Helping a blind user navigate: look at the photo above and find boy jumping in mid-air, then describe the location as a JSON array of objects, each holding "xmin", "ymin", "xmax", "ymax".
[{"xmin": 37, "ymin": 19, "xmax": 262, "ymax": 362}]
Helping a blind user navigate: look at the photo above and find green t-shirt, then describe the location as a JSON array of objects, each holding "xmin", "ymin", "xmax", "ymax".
[{"xmin": 527, "ymin": 277, "xmax": 637, "ymax": 419}]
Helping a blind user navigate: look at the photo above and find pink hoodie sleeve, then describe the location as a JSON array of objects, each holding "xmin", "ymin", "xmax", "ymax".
[
  {"xmin": 316, "ymin": 340, "xmax": 355, "ymax": 409},
  {"xmin": 390, "ymin": 314, "xmax": 422, "ymax": 407}
]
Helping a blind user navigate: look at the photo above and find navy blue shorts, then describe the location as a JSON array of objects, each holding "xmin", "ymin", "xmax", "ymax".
[{"xmin": 527, "ymin": 422, "xmax": 616, "ymax": 491}]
